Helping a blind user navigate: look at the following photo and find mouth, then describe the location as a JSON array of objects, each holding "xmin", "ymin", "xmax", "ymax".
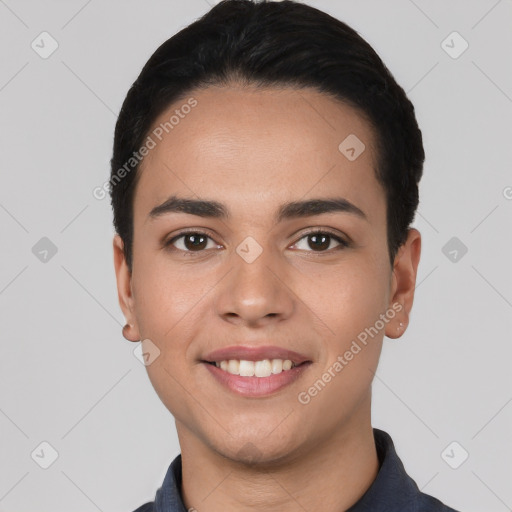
[
  {"xmin": 203, "ymin": 358, "xmax": 305, "ymax": 377},
  {"xmin": 201, "ymin": 345, "xmax": 312, "ymax": 397}
]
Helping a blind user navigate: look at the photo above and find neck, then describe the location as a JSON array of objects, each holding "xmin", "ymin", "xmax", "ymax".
[{"xmin": 177, "ymin": 400, "xmax": 379, "ymax": 511}]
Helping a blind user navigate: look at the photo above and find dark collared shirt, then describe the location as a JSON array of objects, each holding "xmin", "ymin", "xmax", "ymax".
[{"xmin": 132, "ymin": 428, "xmax": 460, "ymax": 512}]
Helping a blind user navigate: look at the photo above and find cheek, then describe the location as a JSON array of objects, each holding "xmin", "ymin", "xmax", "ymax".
[
  {"xmin": 131, "ymin": 257, "xmax": 212, "ymax": 393},
  {"xmin": 295, "ymin": 265, "xmax": 386, "ymax": 421},
  {"xmin": 135, "ymin": 265, "xmax": 201, "ymax": 417},
  {"xmin": 131, "ymin": 253, "xmax": 208, "ymax": 339},
  {"xmin": 295, "ymin": 256, "xmax": 389, "ymax": 347}
]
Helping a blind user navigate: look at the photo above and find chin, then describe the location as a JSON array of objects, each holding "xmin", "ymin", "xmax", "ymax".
[{"xmin": 211, "ymin": 432, "xmax": 305, "ymax": 468}]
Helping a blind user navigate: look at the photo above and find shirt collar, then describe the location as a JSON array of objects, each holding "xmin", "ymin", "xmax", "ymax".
[
  {"xmin": 151, "ymin": 428, "xmax": 444, "ymax": 512},
  {"xmin": 346, "ymin": 428, "xmax": 425, "ymax": 511}
]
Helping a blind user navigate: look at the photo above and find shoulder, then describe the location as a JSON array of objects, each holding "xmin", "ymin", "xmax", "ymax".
[
  {"xmin": 371, "ymin": 429, "xmax": 461, "ymax": 512},
  {"xmin": 415, "ymin": 494, "xmax": 461, "ymax": 512},
  {"xmin": 129, "ymin": 454, "xmax": 183, "ymax": 512}
]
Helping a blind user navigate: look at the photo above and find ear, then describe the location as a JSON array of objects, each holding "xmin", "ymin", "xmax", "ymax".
[
  {"xmin": 113, "ymin": 234, "xmax": 141, "ymax": 342},
  {"xmin": 385, "ymin": 228, "xmax": 421, "ymax": 339}
]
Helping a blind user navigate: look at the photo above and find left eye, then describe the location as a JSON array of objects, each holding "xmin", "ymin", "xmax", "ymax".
[{"xmin": 292, "ymin": 231, "xmax": 348, "ymax": 252}]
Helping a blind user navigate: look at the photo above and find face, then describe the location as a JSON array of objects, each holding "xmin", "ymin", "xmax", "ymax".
[{"xmin": 114, "ymin": 84, "xmax": 420, "ymax": 464}]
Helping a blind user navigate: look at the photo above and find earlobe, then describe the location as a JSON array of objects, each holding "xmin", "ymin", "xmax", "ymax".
[
  {"xmin": 113, "ymin": 234, "xmax": 141, "ymax": 342},
  {"xmin": 122, "ymin": 323, "xmax": 140, "ymax": 343},
  {"xmin": 385, "ymin": 228, "xmax": 421, "ymax": 340}
]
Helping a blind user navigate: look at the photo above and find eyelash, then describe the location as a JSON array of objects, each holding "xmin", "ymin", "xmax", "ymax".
[{"xmin": 164, "ymin": 228, "xmax": 350, "ymax": 256}]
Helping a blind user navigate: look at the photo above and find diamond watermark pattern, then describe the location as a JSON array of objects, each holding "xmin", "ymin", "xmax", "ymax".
[
  {"xmin": 236, "ymin": 236, "xmax": 263, "ymax": 264},
  {"xmin": 236, "ymin": 442, "xmax": 263, "ymax": 464},
  {"xmin": 31, "ymin": 31, "xmax": 59, "ymax": 59},
  {"xmin": 133, "ymin": 339, "xmax": 161, "ymax": 366},
  {"xmin": 31, "ymin": 441, "xmax": 59, "ymax": 469},
  {"xmin": 442, "ymin": 236, "xmax": 468, "ymax": 263},
  {"xmin": 339, "ymin": 134, "xmax": 366, "ymax": 161},
  {"xmin": 441, "ymin": 31, "xmax": 469, "ymax": 60},
  {"xmin": 32, "ymin": 237, "xmax": 58, "ymax": 263},
  {"xmin": 441, "ymin": 441, "xmax": 469, "ymax": 469}
]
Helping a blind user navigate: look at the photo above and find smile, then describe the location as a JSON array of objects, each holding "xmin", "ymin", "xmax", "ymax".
[
  {"xmin": 207, "ymin": 358, "xmax": 297, "ymax": 377},
  {"xmin": 201, "ymin": 345, "xmax": 312, "ymax": 397},
  {"xmin": 202, "ymin": 360, "xmax": 312, "ymax": 397}
]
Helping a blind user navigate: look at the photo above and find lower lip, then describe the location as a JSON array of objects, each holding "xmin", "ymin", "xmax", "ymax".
[{"xmin": 203, "ymin": 362, "xmax": 311, "ymax": 397}]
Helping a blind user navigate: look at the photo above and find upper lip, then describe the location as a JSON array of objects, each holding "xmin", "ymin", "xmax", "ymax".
[{"xmin": 203, "ymin": 345, "xmax": 311, "ymax": 365}]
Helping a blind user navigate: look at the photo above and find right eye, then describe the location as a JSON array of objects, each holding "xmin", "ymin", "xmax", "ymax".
[{"xmin": 165, "ymin": 230, "xmax": 222, "ymax": 254}]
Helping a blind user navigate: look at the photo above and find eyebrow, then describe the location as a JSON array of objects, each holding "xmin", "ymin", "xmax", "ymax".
[{"xmin": 148, "ymin": 195, "xmax": 367, "ymax": 223}]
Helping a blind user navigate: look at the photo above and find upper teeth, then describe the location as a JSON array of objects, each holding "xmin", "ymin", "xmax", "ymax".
[{"xmin": 214, "ymin": 359, "xmax": 295, "ymax": 377}]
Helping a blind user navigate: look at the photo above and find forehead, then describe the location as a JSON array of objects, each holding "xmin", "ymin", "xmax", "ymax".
[{"xmin": 133, "ymin": 85, "xmax": 385, "ymax": 226}]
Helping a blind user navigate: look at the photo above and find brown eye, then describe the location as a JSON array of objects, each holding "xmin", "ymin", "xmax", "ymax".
[
  {"xmin": 307, "ymin": 233, "xmax": 330, "ymax": 251},
  {"xmin": 182, "ymin": 233, "xmax": 208, "ymax": 251},
  {"xmin": 166, "ymin": 231, "xmax": 218, "ymax": 253},
  {"xmin": 292, "ymin": 231, "xmax": 348, "ymax": 252}
]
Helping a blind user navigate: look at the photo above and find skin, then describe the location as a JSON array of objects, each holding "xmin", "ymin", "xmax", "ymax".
[{"xmin": 113, "ymin": 84, "xmax": 421, "ymax": 512}]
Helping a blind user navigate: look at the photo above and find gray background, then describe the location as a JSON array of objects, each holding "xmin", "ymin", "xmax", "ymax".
[{"xmin": 0, "ymin": 0, "xmax": 511, "ymax": 511}]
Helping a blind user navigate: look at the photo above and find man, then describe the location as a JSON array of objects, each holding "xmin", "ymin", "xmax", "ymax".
[{"xmin": 110, "ymin": 1, "xmax": 460, "ymax": 510}]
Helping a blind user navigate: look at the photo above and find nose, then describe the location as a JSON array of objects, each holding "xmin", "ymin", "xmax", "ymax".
[{"xmin": 214, "ymin": 244, "xmax": 295, "ymax": 328}]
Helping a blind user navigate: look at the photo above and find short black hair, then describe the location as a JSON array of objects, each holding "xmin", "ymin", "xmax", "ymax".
[{"xmin": 110, "ymin": 0, "xmax": 424, "ymax": 272}]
